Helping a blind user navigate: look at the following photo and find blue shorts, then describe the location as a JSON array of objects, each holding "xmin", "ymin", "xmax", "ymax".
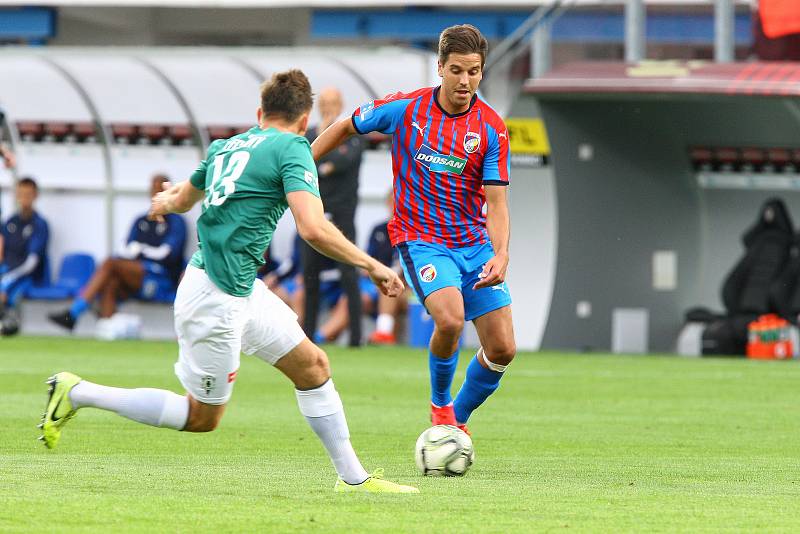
[
  {"xmin": 1, "ymin": 275, "xmax": 34, "ymax": 307},
  {"xmin": 397, "ymin": 240, "xmax": 512, "ymax": 321},
  {"xmin": 284, "ymin": 277, "xmax": 342, "ymax": 308},
  {"xmin": 136, "ymin": 261, "xmax": 177, "ymax": 302},
  {"xmin": 360, "ymin": 276, "xmax": 379, "ymax": 303}
]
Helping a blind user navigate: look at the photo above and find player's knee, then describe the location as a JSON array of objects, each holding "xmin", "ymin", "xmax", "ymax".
[
  {"xmin": 296, "ymin": 346, "xmax": 331, "ymax": 389},
  {"xmin": 190, "ymin": 419, "xmax": 218, "ymax": 433},
  {"xmin": 99, "ymin": 258, "xmax": 115, "ymax": 273},
  {"xmin": 486, "ymin": 340, "xmax": 516, "ymax": 366},
  {"xmin": 185, "ymin": 411, "xmax": 222, "ymax": 433},
  {"xmin": 435, "ymin": 314, "xmax": 464, "ymax": 339},
  {"xmin": 310, "ymin": 347, "xmax": 331, "ymax": 380}
]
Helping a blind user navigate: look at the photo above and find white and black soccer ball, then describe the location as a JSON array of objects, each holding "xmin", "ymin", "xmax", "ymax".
[{"xmin": 414, "ymin": 425, "xmax": 474, "ymax": 477}]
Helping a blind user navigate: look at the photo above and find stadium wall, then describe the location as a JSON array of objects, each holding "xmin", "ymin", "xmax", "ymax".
[{"xmin": 512, "ymin": 90, "xmax": 800, "ymax": 352}]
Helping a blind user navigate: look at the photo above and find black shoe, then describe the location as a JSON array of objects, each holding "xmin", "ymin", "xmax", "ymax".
[
  {"xmin": 47, "ymin": 310, "xmax": 76, "ymax": 332},
  {"xmin": 0, "ymin": 311, "xmax": 19, "ymax": 336}
]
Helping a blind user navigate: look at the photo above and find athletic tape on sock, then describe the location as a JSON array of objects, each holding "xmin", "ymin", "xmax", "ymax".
[
  {"xmin": 295, "ymin": 379, "xmax": 343, "ymax": 418},
  {"xmin": 479, "ymin": 347, "xmax": 508, "ymax": 373}
]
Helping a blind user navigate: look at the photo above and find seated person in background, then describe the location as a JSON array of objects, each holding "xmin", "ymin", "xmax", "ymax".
[
  {"xmin": 0, "ymin": 177, "xmax": 49, "ymax": 336},
  {"xmin": 315, "ymin": 194, "xmax": 409, "ymax": 345},
  {"xmin": 48, "ymin": 175, "xmax": 186, "ymax": 331},
  {"xmin": 260, "ymin": 236, "xmax": 302, "ymax": 310},
  {"xmin": 365, "ymin": 198, "xmax": 408, "ymax": 345}
]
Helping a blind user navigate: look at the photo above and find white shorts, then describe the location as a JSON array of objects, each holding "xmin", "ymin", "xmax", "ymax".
[{"xmin": 173, "ymin": 265, "xmax": 306, "ymax": 405}]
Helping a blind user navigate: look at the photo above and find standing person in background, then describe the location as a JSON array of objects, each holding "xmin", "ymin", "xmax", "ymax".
[
  {"xmin": 0, "ymin": 177, "xmax": 49, "ymax": 336},
  {"xmin": 47, "ymin": 174, "xmax": 186, "ymax": 331},
  {"xmin": 303, "ymin": 87, "xmax": 365, "ymax": 347},
  {"xmin": 311, "ymin": 24, "xmax": 516, "ymax": 435}
]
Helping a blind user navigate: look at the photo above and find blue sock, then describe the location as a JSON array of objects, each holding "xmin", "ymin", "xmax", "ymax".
[
  {"xmin": 429, "ymin": 350, "xmax": 459, "ymax": 407},
  {"xmin": 313, "ymin": 330, "xmax": 325, "ymax": 344},
  {"xmin": 69, "ymin": 297, "xmax": 89, "ymax": 320},
  {"xmin": 453, "ymin": 355, "xmax": 504, "ymax": 424}
]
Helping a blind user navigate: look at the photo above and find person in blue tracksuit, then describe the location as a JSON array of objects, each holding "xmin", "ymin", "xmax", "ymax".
[
  {"xmin": 0, "ymin": 177, "xmax": 49, "ymax": 336},
  {"xmin": 48, "ymin": 175, "xmax": 186, "ymax": 331}
]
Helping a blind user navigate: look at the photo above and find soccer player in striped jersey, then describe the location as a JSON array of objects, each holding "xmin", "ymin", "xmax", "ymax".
[{"xmin": 312, "ymin": 24, "xmax": 516, "ymax": 434}]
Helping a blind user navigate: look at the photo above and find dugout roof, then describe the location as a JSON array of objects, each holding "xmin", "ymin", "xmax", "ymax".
[{"xmin": 525, "ymin": 61, "xmax": 800, "ymax": 98}]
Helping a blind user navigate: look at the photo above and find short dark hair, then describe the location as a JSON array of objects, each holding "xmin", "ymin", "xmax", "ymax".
[
  {"xmin": 17, "ymin": 176, "xmax": 37, "ymax": 191},
  {"xmin": 438, "ymin": 24, "xmax": 489, "ymax": 68},
  {"xmin": 260, "ymin": 69, "xmax": 314, "ymax": 123}
]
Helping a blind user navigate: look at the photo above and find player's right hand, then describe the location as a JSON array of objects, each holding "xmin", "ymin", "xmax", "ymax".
[
  {"xmin": 368, "ymin": 263, "xmax": 404, "ymax": 297},
  {"xmin": 148, "ymin": 181, "xmax": 173, "ymax": 222}
]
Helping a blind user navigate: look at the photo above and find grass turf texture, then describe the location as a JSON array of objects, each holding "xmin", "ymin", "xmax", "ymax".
[{"xmin": 2, "ymin": 337, "xmax": 800, "ymax": 532}]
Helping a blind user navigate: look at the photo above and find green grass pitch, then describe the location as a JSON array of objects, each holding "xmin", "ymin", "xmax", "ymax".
[{"xmin": 2, "ymin": 336, "xmax": 800, "ymax": 532}]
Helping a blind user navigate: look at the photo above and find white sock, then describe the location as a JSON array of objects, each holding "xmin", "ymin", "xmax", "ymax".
[
  {"xmin": 295, "ymin": 379, "xmax": 369, "ymax": 485},
  {"xmin": 69, "ymin": 380, "xmax": 189, "ymax": 430},
  {"xmin": 375, "ymin": 313, "xmax": 394, "ymax": 334}
]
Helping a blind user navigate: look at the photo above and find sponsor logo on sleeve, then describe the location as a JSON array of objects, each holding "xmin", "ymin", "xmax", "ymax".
[
  {"xmin": 464, "ymin": 131, "xmax": 481, "ymax": 154},
  {"xmin": 419, "ymin": 264, "xmax": 437, "ymax": 283},
  {"xmin": 414, "ymin": 144, "xmax": 467, "ymax": 175},
  {"xmin": 359, "ymin": 101, "xmax": 375, "ymax": 120}
]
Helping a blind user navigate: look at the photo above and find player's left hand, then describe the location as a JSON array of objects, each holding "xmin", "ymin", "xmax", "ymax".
[
  {"xmin": 473, "ymin": 253, "xmax": 508, "ymax": 290},
  {"xmin": 148, "ymin": 181, "xmax": 173, "ymax": 222}
]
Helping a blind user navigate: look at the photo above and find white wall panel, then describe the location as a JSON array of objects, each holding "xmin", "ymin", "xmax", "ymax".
[
  {"xmin": 0, "ymin": 57, "xmax": 91, "ymax": 123},
  {"xmin": 242, "ymin": 54, "xmax": 373, "ymax": 125},
  {"xmin": 15, "ymin": 144, "xmax": 105, "ymax": 190},
  {"xmin": 111, "ymin": 146, "xmax": 201, "ymax": 191},
  {"xmin": 35, "ymin": 192, "xmax": 108, "ymax": 268},
  {"xmin": 506, "ymin": 168, "xmax": 558, "ymax": 351},
  {"xmin": 337, "ymin": 50, "xmax": 437, "ymax": 98},
  {"xmin": 51, "ymin": 56, "xmax": 187, "ymax": 124},
  {"xmin": 145, "ymin": 56, "xmax": 260, "ymax": 127}
]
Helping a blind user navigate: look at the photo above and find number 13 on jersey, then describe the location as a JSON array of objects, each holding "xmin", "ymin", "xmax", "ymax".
[{"xmin": 204, "ymin": 150, "xmax": 251, "ymax": 208}]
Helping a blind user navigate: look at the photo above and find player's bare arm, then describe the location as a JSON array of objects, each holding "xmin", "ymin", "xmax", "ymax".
[
  {"xmin": 0, "ymin": 145, "xmax": 15, "ymax": 169},
  {"xmin": 474, "ymin": 184, "xmax": 510, "ymax": 290},
  {"xmin": 310, "ymin": 117, "xmax": 357, "ymax": 161},
  {"xmin": 149, "ymin": 180, "xmax": 204, "ymax": 219},
  {"xmin": 287, "ymin": 189, "xmax": 403, "ymax": 297}
]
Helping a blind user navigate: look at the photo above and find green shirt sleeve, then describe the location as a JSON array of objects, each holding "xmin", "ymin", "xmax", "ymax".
[
  {"xmin": 280, "ymin": 136, "xmax": 320, "ymax": 198},
  {"xmin": 190, "ymin": 140, "xmax": 223, "ymax": 190}
]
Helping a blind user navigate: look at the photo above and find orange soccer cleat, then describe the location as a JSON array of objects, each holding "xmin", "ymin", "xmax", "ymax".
[{"xmin": 368, "ymin": 331, "xmax": 397, "ymax": 345}]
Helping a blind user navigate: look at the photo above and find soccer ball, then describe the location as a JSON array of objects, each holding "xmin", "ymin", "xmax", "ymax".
[{"xmin": 414, "ymin": 425, "xmax": 474, "ymax": 476}]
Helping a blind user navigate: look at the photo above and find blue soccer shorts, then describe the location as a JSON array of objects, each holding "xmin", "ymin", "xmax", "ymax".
[
  {"xmin": 396, "ymin": 240, "xmax": 512, "ymax": 321},
  {"xmin": 136, "ymin": 260, "xmax": 177, "ymax": 302}
]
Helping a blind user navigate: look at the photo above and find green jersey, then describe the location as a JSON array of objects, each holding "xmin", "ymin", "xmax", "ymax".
[{"xmin": 189, "ymin": 126, "xmax": 319, "ymax": 297}]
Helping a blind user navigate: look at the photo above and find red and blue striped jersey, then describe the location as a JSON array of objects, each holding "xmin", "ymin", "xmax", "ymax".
[{"xmin": 351, "ymin": 86, "xmax": 510, "ymax": 248}]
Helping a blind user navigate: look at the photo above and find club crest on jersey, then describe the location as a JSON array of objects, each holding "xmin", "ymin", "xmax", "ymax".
[
  {"xmin": 464, "ymin": 131, "xmax": 480, "ymax": 154},
  {"xmin": 419, "ymin": 264, "xmax": 437, "ymax": 283},
  {"xmin": 414, "ymin": 144, "xmax": 466, "ymax": 175}
]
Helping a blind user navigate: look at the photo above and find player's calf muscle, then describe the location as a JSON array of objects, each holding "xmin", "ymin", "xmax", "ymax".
[{"xmin": 184, "ymin": 398, "xmax": 225, "ymax": 432}]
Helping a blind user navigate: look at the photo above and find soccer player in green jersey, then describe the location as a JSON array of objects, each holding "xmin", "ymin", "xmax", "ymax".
[{"xmin": 39, "ymin": 70, "xmax": 418, "ymax": 494}]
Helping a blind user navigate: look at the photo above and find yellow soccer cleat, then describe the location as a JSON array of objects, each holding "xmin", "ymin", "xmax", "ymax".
[
  {"xmin": 38, "ymin": 372, "xmax": 82, "ymax": 449},
  {"xmin": 334, "ymin": 469, "xmax": 420, "ymax": 494}
]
